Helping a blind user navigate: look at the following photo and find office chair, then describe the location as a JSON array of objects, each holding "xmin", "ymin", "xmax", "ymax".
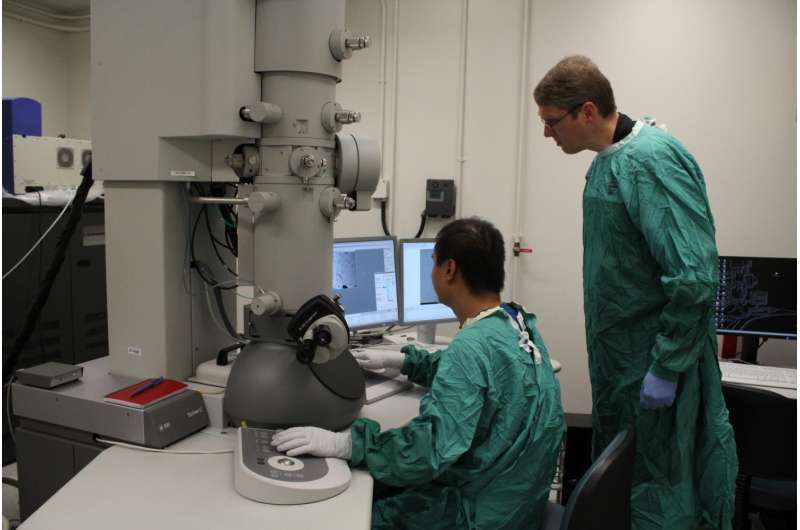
[
  {"xmin": 722, "ymin": 382, "xmax": 796, "ymax": 530},
  {"xmin": 542, "ymin": 429, "xmax": 636, "ymax": 530}
]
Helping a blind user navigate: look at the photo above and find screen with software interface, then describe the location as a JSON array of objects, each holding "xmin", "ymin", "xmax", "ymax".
[
  {"xmin": 715, "ymin": 256, "xmax": 796, "ymax": 338},
  {"xmin": 400, "ymin": 240, "xmax": 456, "ymax": 324},
  {"xmin": 332, "ymin": 238, "xmax": 399, "ymax": 329}
]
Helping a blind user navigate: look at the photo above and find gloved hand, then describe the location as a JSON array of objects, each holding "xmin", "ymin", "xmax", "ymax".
[
  {"xmin": 639, "ymin": 370, "xmax": 678, "ymax": 410},
  {"xmin": 271, "ymin": 427, "xmax": 352, "ymax": 459},
  {"xmin": 352, "ymin": 348, "xmax": 405, "ymax": 378}
]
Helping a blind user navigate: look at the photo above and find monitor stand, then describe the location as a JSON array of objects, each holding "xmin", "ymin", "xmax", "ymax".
[
  {"xmin": 739, "ymin": 335, "xmax": 761, "ymax": 364},
  {"xmin": 417, "ymin": 323, "xmax": 437, "ymax": 345}
]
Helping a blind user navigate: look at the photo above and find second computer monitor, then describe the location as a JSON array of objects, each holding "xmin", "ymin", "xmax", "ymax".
[
  {"xmin": 399, "ymin": 239, "xmax": 457, "ymax": 325},
  {"xmin": 716, "ymin": 256, "xmax": 797, "ymax": 339},
  {"xmin": 332, "ymin": 237, "xmax": 399, "ymax": 330}
]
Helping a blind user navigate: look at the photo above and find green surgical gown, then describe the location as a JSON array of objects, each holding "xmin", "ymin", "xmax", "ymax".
[
  {"xmin": 583, "ymin": 121, "xmax": 738, "ymax": 530},
  {"xmin": 350, "ymin": 309, "xmax": 565, "ymax": 530}
]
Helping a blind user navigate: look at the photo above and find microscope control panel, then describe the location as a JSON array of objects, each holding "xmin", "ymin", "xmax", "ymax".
[
  {"xmin": 241, "ymin": 428, "xmax": 329, "ymax": 481},
  {"xmin": 234, "ymin": 427, "xmax": 351, "ymax": 504}
]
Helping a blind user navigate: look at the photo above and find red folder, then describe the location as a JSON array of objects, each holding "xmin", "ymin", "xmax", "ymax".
[{"xmin": 103, "ymin": 379, "xmax": 188, "ymax": 408}]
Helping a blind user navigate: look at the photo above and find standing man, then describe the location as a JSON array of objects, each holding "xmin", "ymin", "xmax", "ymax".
[
  {"xmin": 272, "ymin": 217, "xmax": 565, "ymax": 530},
  {"xmin": 533, "ymin": 55, "xmax": 737, "ymax": 530}
]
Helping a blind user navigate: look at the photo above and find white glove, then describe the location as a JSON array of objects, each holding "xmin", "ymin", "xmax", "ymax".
[
  {"xmin": 271, "ymin": 427, "xmax": 352, "ymax": 459},
  {"xmin": 352, "ymin": 348, "xmax": 405, "ymax": 378}
]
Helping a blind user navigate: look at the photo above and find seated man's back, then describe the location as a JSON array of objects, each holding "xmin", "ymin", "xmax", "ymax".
[{"xmin": 350, "ymin": 306, "xmax": 564, "ymax": 530}]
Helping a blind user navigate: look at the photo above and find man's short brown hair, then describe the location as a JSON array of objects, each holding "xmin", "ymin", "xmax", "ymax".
[{"xmin": 534, "ymin": 55, "xmax": 617, "ymax": 117}]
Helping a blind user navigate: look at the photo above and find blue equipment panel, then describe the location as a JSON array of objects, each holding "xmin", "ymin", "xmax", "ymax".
[{"xmin": 3, "ymin": 97, "xmax": 42, "ymax": 193}]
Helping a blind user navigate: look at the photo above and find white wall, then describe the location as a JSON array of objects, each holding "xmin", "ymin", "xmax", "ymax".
[
  {"xmin": 65, "ymin": 31, "xmax": 91, "ymax": 139},
  {"xmin": 338, "ymin": 0, "xmax": 797, "ymax": 413},
  {"xmin": 2, "ymin": 16, "xmax": 90, "ymax": 139},
  {"xmin": 334, "ymin": 0, "xmax": 386, "ymax": 238}
]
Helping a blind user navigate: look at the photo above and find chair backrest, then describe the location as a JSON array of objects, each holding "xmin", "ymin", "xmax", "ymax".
[
  {"xmin": 560, "ymin": 429, "xmax": 636, "ymax": 530},
  {"xmin": 721, "ymin": 382, "xmax": 796, "ymax": 480}
]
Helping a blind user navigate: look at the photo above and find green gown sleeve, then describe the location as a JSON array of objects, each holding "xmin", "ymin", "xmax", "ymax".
[
  {"xmin": 616, "ymin": 145, "xmax": 718, "ymax": 382},
  {"xmin": 401, "ymin": 345, "xmax": 442, "ymax": 387},
  {"xmin": 350, "ymin": 339, "xmax": 487, "ymax": 486}
]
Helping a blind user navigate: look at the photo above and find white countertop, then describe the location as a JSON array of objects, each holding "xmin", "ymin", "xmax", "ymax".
[
  {"xmin": 19, "ymin": 342, "xmax": 557, "ymax": 530},
  {"xmin": 19, "ymin": 382, "xmax": 425, "ymax": 530}
]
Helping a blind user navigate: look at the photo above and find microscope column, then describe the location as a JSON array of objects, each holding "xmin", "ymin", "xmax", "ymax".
[{"xmin": 249, "ymin": 0, "xmax": 345, "ymax": 339}]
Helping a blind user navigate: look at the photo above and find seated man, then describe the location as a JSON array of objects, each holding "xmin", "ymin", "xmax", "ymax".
[{"xmin": 272, "ymin": 217, "xmax": 565, "ymax": 530}]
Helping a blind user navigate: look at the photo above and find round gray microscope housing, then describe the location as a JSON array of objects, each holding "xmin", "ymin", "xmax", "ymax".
[{"xmin": 224, "ymin": 341, "xmax": 365, "ymax": 431}]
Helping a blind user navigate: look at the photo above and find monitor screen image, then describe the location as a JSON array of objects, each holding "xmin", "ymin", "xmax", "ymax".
[
  {"xmin": 399, "ymin": 239, "xmax": 456, "ymax": 324},
  {"xmin": 332, "ymin": 237, "xmax": 399, "ymax": 330},
  {"xmin": 715, "ymin": 256, "xmax": 796, "ymax": 339}
]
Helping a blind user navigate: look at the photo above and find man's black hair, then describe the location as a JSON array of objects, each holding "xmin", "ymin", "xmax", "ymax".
[{"xmin": 434, "ymin": 217, "xmax": 505, "ymax": 294}]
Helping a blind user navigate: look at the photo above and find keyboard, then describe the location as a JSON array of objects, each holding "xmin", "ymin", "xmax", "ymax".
[
  {"xmin": 350, "ymin": 345, "xmax": 404, "ymax": 359},
  {"xmin": 719, "ymin": 362, "xmax": 797, "ymax": 389},
  {"xmin": 349, "ymin": 346, "xmax": 413, "ymax": 404},
  {"xmin": 381, "ymin": 333, "xmax": 448, "ymax": 351}
]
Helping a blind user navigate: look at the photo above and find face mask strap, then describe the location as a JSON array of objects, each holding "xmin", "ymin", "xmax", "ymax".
[{"xmin": 503, "ymin": 304, "xmax": 542, "ymax": 364}]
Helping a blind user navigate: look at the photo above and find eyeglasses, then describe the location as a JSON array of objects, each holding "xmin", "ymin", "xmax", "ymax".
[{"xmin": 540, "ymin": 102, "xmax": 584, "ymax": 129}]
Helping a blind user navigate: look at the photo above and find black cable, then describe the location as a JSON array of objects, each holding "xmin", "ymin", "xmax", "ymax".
[
  {"xmin": 227, "ymin": 182, "xmax": 239, "ymax": 223},
  {"xmin": 380, "ymin": 201, "xmax": 391, "ymax": 236},
  {"xmin": 192, "ymin": 182, "xmax": 238, "ymax": 257},
  {"xmin": 224, "ymin": 227, "xmax": 236, "ymax": 257},
  {"xmin": 222, "ymin": 198, "xmax": 237, "ymax": 256},
  {"xmin": 188, "ymin": 186, "xmax": 237, "ymax": 290},
  {"xmin": 2, "ymin": 476, "xmax": 19, "ymax": 488},
  {"xmin": 218, "ymin": 204, "xmax": 238, "ymax": 257},
  {"xmin": 218, "ymin": 204, "xmax": 235, "ymax": 225},
  {"xmin": 4, "ymin": 163, "xmax": 94, "ymax": 379},
  {"xmin": 190, "ymin": 207, "xmax": 236, "ymax": 290},
  {"xmin": 193, "ymin": 260, "xmax": 257, "ymax": 343},
  {"xmin": 413, "ymin": 209, "xmax": 427, "ymax": 239},
  {"xmin": 380, "ymin": 203, "xmax": 427, "ymax": 239},
  {"xmin": 214, "ymin": 284, "xmax": 243, "ymax": 340},
  {"xmin": 204, "ymin": 207, "xmax": 234, "ymax": 252},
  {"xmin": 229, "ymin": 227, "xmax": 238, "ymax": 255},
  {"xmin": 190, "ymin": 205, "xmax": 215, "ymax": 285},
  {"xmin": 203, "ymin": 207, "xmax": 238, "ymax": 277},
  {"xmin": 225, "ymin": 231, "xmax": 236, "ymax": 256},
  {"xmin": 226, "ymin": 203, "xmax": 238, "ymax": 223}
]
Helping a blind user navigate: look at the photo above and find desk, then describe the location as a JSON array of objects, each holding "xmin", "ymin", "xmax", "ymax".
[
  {"xmin": 18, "ymin": 350, "xmax": 562, "ymax": 529},
  {"xmin": 745, "ymin": 387, "xmax": 796, "ymax": 400},
  {"xmin": 19, "ymin": 385, "xmax": 425, "ymax": 530},
  {"xmin": 20, "ymin": 430, "xmax": 373, "ymax": 530},
  {"xmin": 719, "ymin": 365, "xmax": 797, "ymax": 400}
]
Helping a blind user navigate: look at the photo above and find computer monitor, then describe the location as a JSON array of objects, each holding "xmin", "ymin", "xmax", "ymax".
[
  {"xmin": 332, "ymin": 237, "xmax": 399, "ymax": 330},
  {"xmin": 715, "ymin": 256, "xmax": 796, "ymax": 344},
  {"xmin": 399, "ymin": 239, "xmax": 456, "ymax": 342}
]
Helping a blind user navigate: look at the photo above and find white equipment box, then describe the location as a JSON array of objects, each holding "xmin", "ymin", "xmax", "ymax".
[{"xmin": 12, "ymin": 134, "xmax": 94, "ymax": 192}]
